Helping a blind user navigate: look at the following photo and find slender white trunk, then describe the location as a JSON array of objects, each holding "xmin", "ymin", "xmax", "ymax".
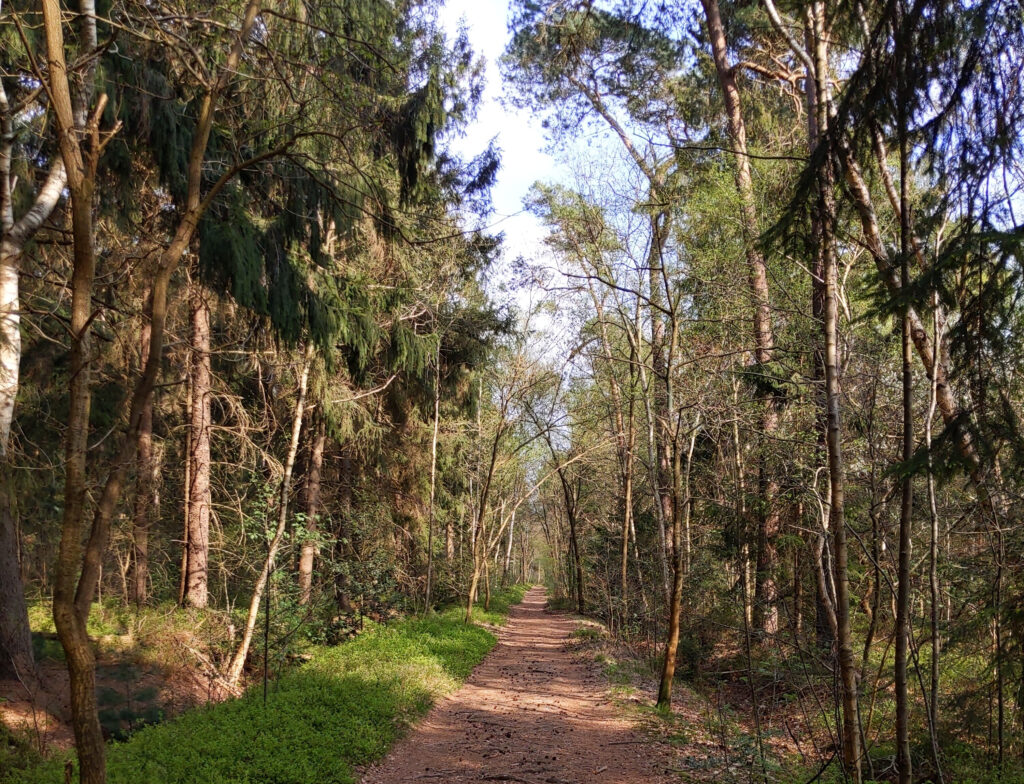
[
  {"xmin": 0, "ymin": 253, "xmax": 19, "ymax": 453},
  {"xmin": 424, "ymin": 343, "xmax": 441, "ymax": 610},
  {"xmin": 227, "ymin": 346, "xmax": 313, "ymax": 686}
]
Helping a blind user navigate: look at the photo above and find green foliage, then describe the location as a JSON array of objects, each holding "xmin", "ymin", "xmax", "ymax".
[
  {"xmin": 468, "ymin": 584, "xmax": 528, "ymax": 626},
  {"xmin": 96, "ymin": 664, "xmax": 163, "ymax": 741},
  {"xmin": 0, "ymin": 722, "xmax": 41, "ymax": 781},
  {"xmin": 13, "ymin": 603, "xmax": 515, "ymax": 784}
]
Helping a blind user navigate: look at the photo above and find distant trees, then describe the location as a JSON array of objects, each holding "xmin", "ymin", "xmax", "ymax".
[{"xmin": 506, "ymin": 0, "xmax": 1024, "ymax": 777}]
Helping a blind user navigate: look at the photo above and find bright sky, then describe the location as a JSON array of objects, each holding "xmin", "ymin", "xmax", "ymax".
[{"xmin": 437, "ymin": 0, "xmax": 561, "ymax": 272}]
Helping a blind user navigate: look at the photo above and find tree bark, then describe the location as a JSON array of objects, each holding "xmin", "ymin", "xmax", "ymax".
[
  {"xmin": 227, "ymin": 346, "xmax": 313, "ymax": 686},
  {"xmin": 297, "ymin": 415, "xmax": 326, "ymax": 606},
  {"xmin": 131, "ymin": 316, "xmax": 156, "ymax": 605},
  {"xmin": 44, "ymin": 0, "xmax": 107, "ymax": 773},
  {"xmin": 185, "ymin": 283, "xmax": 211, "ymax": 608},
  {"xmin": 425, "ymin": 342, "xmax": 441, "ymax": 609},
  {"xmin": 700, "ymin": 0, "xmax": 780, "ymax": 635},
  {"xmin": 895, "ymin": 45, "xmax": 913, "ymax": 783},
  {"xmin": 0, "ymin": 0, "xmax": 70, "ymax": 695},
  {"xmin": 806, "ymin": 4, "xmax": 861, "ymax": 777},
  {"xmin": 657, "ymin": 418, "xmax": 699, "ymax": 708},
  {"xmin": 0, "ymin": 477, "xmax": 33, "ymax": 680},
  {"xmin": 44, "ymin": 0, "xmax": 263, "ymax": 776}
]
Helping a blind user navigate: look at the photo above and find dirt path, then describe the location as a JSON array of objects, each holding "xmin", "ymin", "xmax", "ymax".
[{"xmin": 361, "ymin": 587, "xmax": 674, "ymax": 784}]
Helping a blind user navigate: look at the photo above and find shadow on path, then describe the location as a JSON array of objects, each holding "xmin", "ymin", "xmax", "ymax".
[{"xmin": 361, "ymin": 587, "xmax": 674, "ymax": 784}]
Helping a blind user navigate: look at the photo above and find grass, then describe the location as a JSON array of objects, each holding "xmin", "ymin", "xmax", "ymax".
[
  {"xmin": 11, "ymin": 586, "xmax": 528, "ymax": 784},
  {"xmin": 26, "ymin": 598, "xmax": 239, "ymax": 667},
  {"xmin": 468, "ymin": 584, "xmax": 527, "ymax": 626}
]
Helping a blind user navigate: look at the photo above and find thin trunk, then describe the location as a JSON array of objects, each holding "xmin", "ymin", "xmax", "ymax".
[
  {"xmin": 701, "ymin": 0, "xmax": 780, "ymax": 635},
  {"xmin": 297, "ymin": 416, "xmax": 326, "ymax": 606},
  {"xmin": 825, "ymin": 232, "xmax": 861, "ymax": 784},
  {"xmin": 466, "ymin": 558, "xmax": 482, "ymax": 622},
  {"xmin": 0, "ymin": 0, "xmax": 69, "ymax": 698},
  {"xmin": 131, "ymin": 317, "xmax": 155, "ymax": 605},
  {"xmin": 425, "ymin": 344, "xmax": 441, "ymax": 610},
  {"xmin": 178, "ymin": 381, "xmax": 191, "ymax": 607},
  {"xmin": 334, "ymin": 452, "xmax": 354, "ymax": 612},
  {"xmin": 638, "ymin": 210, "xmax": 673, "ymax": 580},
  {"xmin": 926, "ymin": 297, "xmax": 942, "ymax": 736},
  {"xmin": 0, "ymin": 477, "xmax": 33, "ymax": 680},
  {"xmin": 793, "ymin": 544, "xmax": 803, "ymax": 639},
  {"xmin": 657, "ymin": 419, "xmax": 698, "ymax": 708},
  {"xmin": 995, "ymin": 527, "xmax": 1005, "ymax": 767},
  {"xmin": 732, "ymin": 381, "xmax": 754, "ymax": 629},
  {"xmin": 227, "ymin": 346, "xmax": 313, "ymax": 686},
  {"xmin": 895, "ymin": 50, "xmax": 913, "ymax": 784},
  {"xmin": 483, "ymin": 557, "xmax": 491, "ymax": 611},
  {"xmin": 503, "ymin": 509, "xmax": 515, "ymax": 586},
  {"xmin": 185, "ymin": 283, "xmax": 211, "ymax": 608},
  {"xmin": 810, "ymin": 3, "xmax": 860, "ymax": 775},
  {"xmin": 445, "ymin": 514, "xmax": 455, "ymax": 561},
  {"xmin": 822, "ymin": 145, "xmax": 862, "ymax": 784},
  {"xmin": 803, "ymin": 6, "xmax": 836, "ymax": 654},
  {"xmin": 568, "ymin": 487, "xmax": 584, "ymax": 614},
  {"xmin": 45, "ymin": 0, "xmax": 106, "ymax": 774},
  {"xmin": 640, "ymin": 335, "xmax": 671, "ymax": 599},
  {"xmin": 46, "ymin": 2, "xmax": 262, "ymax": 777}
]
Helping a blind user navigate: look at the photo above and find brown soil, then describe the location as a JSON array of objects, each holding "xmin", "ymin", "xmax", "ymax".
[
  {"xmin": 0, "ymin": 653, "xmax": 219, "ymax": 752},
  {"xmin": 360, "ymin": 586, "xmax": 676, "ymax": 784}
]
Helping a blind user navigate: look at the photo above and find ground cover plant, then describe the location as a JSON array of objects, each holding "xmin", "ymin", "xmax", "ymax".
[{"xmin": 10, "ymin": 587, "xmax": 526, "ymax": 784}]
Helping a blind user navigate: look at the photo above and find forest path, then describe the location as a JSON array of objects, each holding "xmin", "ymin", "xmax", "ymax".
[{"xmin": 360, "ymin": 586, "xmax": 675, "ymax": 784}]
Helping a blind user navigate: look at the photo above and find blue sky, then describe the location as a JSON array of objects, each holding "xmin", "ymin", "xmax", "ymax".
[{"xmin": 437, "ymin": 0, "xmax": 559, "ymax": 267}]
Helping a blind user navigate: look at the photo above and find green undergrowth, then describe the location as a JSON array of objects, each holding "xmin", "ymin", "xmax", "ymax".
[
  {"xmin": 469, "ymin": 583, "xmax": 527, "ymax": 625},
  {"xmin": 26, "ymin": 598, "xmax": 238, "ymax": 666},
  {"xmin": 12, "ymin": 586, "xmax": 527, "ymax": 784}
]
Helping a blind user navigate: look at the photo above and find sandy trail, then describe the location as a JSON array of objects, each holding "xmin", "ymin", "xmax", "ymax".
[{"xmin": 361, "ymin": 586, "xmax": 673, "ymax": 784}]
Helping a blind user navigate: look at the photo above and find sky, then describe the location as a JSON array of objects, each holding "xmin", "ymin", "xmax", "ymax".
[{"xmin": 436, "ymin": 0, "xmax": 561, "ymax": 272}]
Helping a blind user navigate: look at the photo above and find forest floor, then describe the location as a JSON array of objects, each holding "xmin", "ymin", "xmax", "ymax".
[
  {"xmin": 360, "ymin": 586, "xmax": 678, "ymax": 784},
  {"xmin": 0, "ymin": 648, "xmax": 213, "ymax": 753}
]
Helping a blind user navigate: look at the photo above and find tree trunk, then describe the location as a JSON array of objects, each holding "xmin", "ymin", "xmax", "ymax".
[
  {"xmin": 185, "ymin": 283, "xmax": 211, "ymax": 608},
  {"xmin": 894, "ymin": 57, "xmax": 913, "ymax": 784},
  {"xmin": 227, "ymin": 346, "xmax": 313, "ymax": 686},
  {"xmin": 44, "ymin": 0, "xmax": 108, "ymax": 775},
  {"xmin": 297, "ymin": 415, "xmax": 326, "ymax": 605},
  {"xmin": 700, "ymin": 0, "xmax": 780, "ymax": 636},
  {"xmin": 562, "ymin": 481, "xmax": 585, "ymax": 615},
  {"xmin": 131, "ymin": 317, "xmax": 155, "ymax": 605},
  {"xmin": 0, "ymin": 248, "xmax": 21, "ymax": 458},
  {"xmin": 821, "ymin": 145, "xmax": 862, "ymax": 784},
  {"xmin": 334, "ymin": 451, "xmax": 354, "ymax": 612},
  {"xmin": 805, "ymin": 3, "xmax": 860, "ymax": 777},
  {"xmin": 44, "ymin": 1, "xmax": 264, "ymax": 777},
  {"xmin": 0, "ymin": 478, "xmax": 33, "ymax": 680},
  {"xmin": 503, "ymin": 509, "xmax": 515, "ymax": 587},
  {"xmin": 465, "ymin": 556, "xmax": 482, "ymax": 623},
  {"xmin": 657, "ymin": 534, "xmax": 684, "ymax": 708},
  {"xmin": 483, "ymin": 557, "xmax": 491, "ymax": 612},
  {"xmin": 0, "ymin": 0, "xmax": 69, "ymax": 699},
  {"xmin": 425, "ymin": 344, "xmax": 441, "ymax": 609},
  {"xmin": 0, "ymin": 249, "xmax": 33, "ymax": 680},
  {"xmin": 657, "ymin": 419, "xmax": 699, "ymax": 708}
]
